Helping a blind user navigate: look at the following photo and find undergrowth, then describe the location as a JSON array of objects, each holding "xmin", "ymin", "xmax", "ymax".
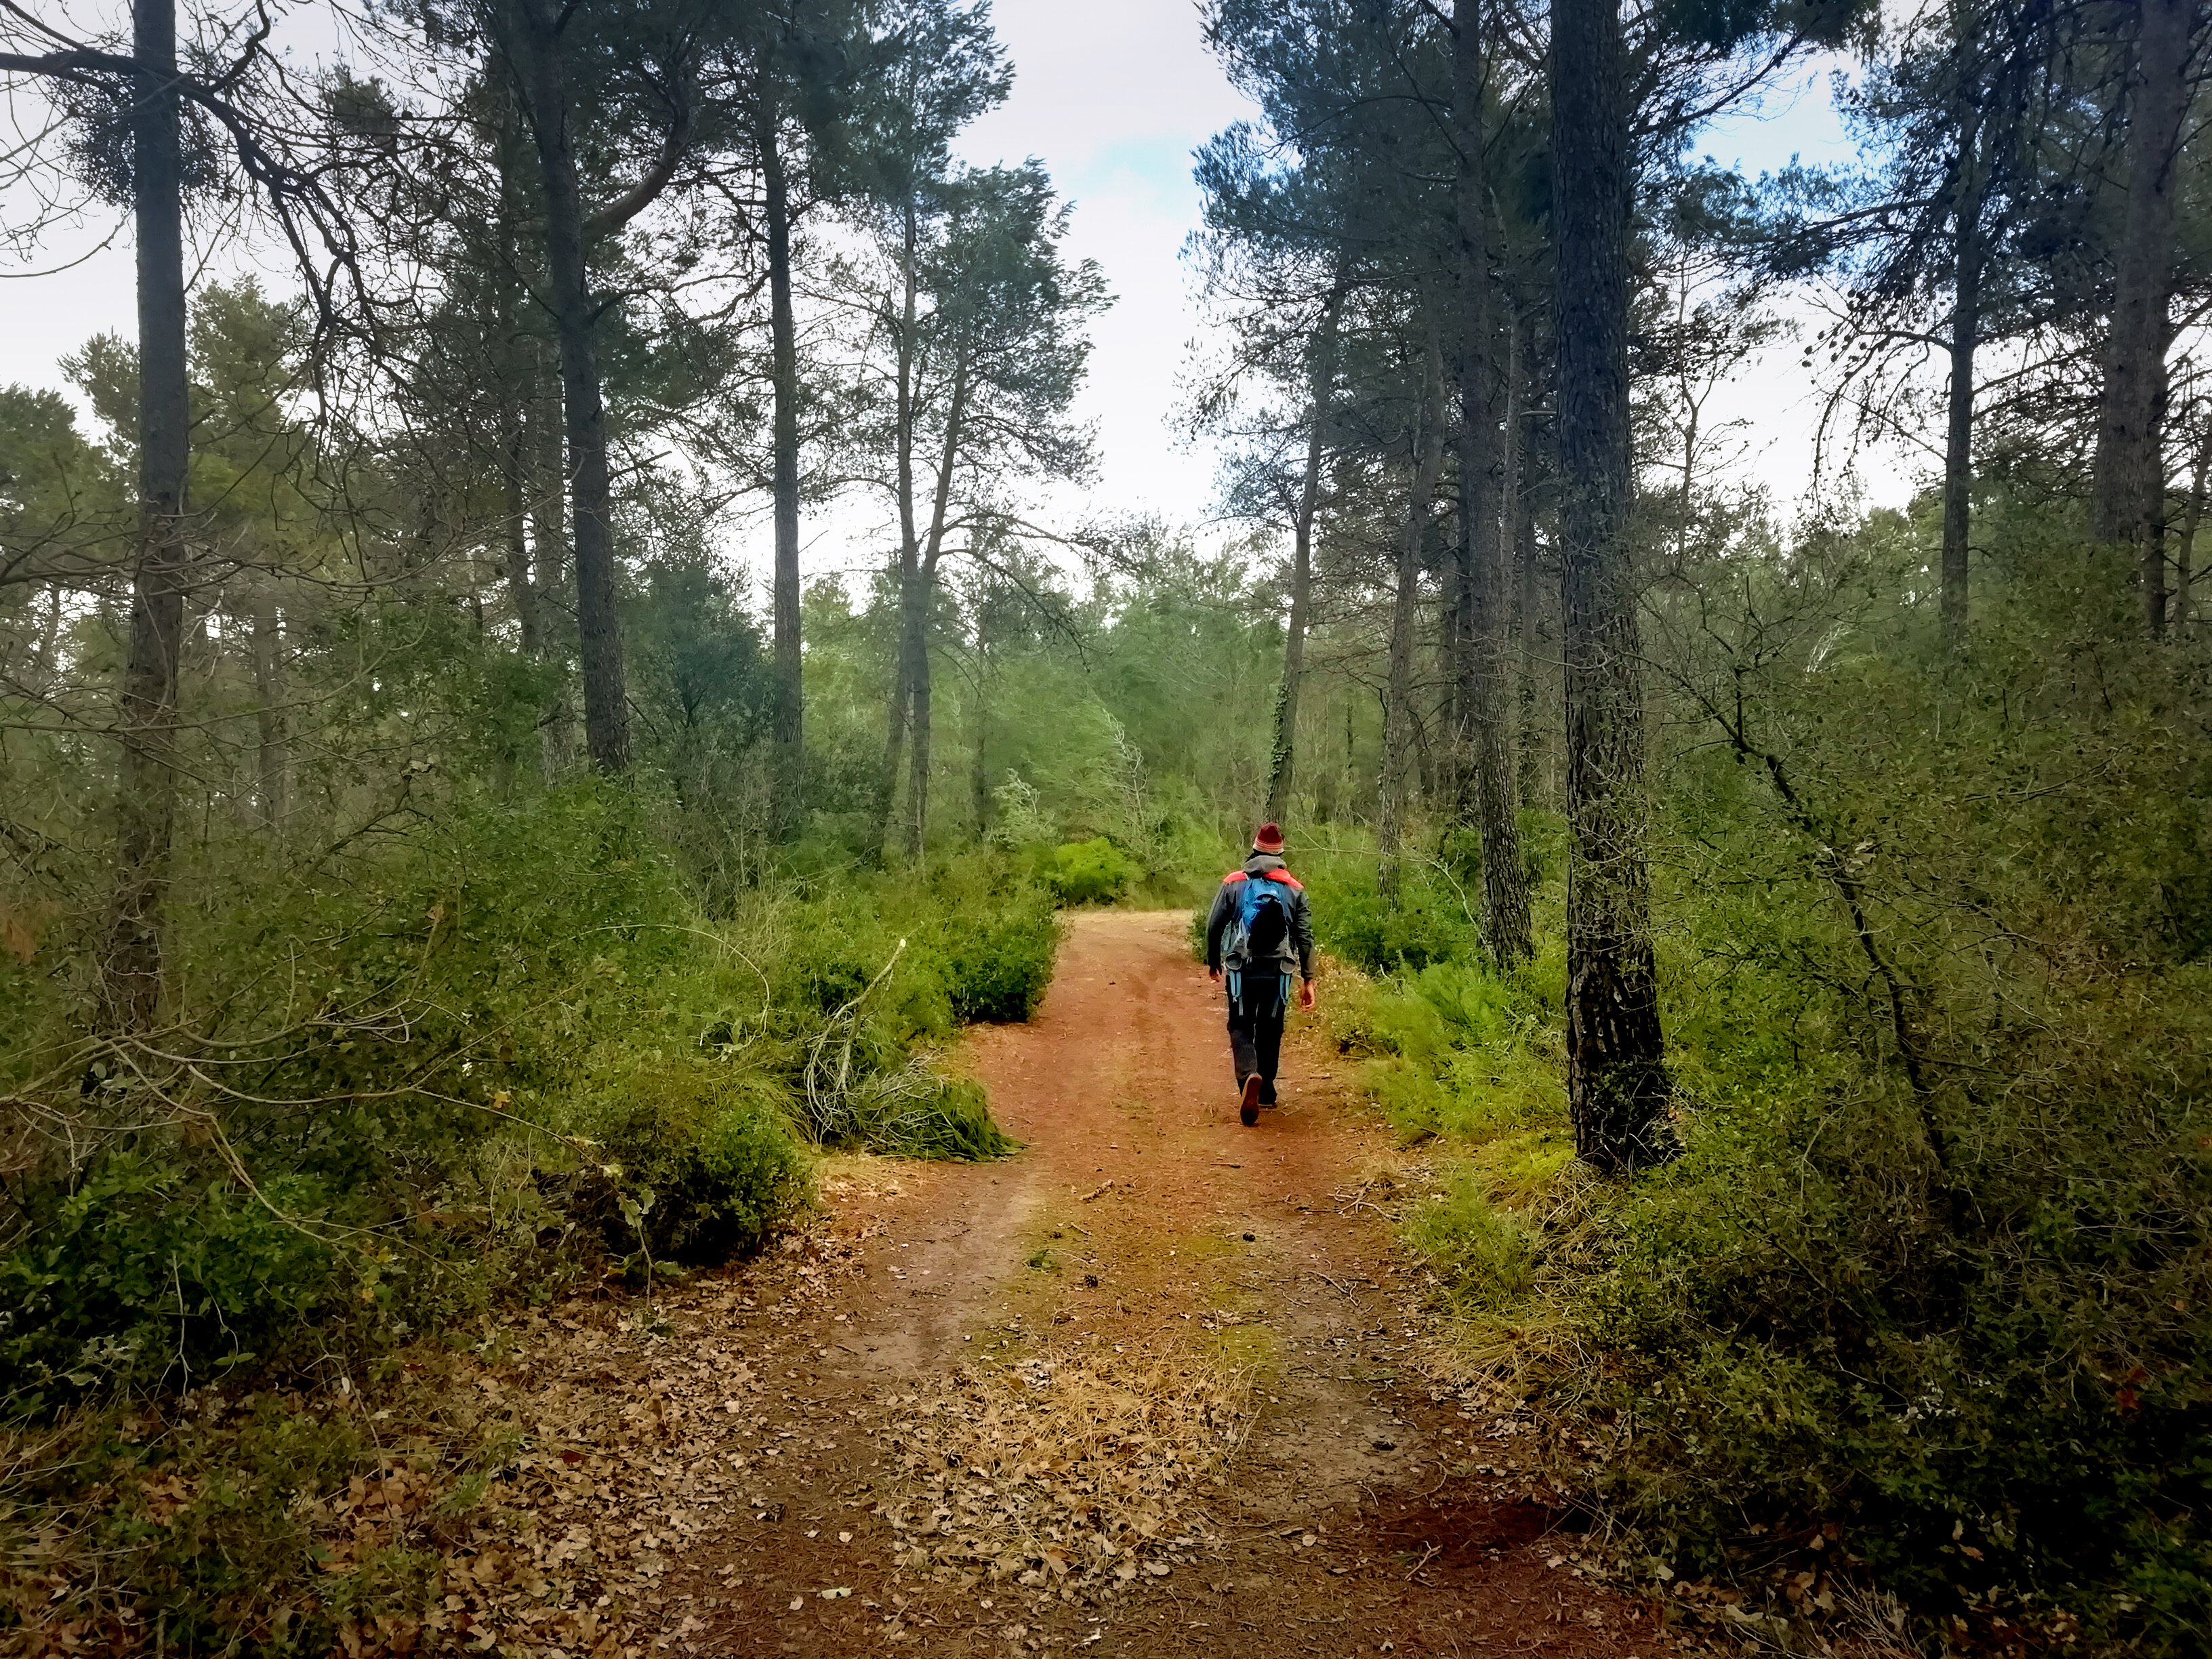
[
  {"xmin": 0, "ymin": 785, "xmax": 1053, "ymax": 1652},
  {"xmin": 1328, "ymin": 512, "xmax": 2212, "ymax": 1658}
]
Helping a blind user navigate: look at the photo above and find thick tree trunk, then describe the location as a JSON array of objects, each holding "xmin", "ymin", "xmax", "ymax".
[
  {"xmin": 1266, "ymin": 280, "xmax": 1345, "ymax": 828},
  {"xmin": 1453, "ymin": 0, "xmax": 1532, "ymax": 971},
  {"xmin": 2092, "ymin": 0, "xmax": 2192, "ymax": 636},
  {"xmin": 506, "ymin": 0, "xmax": 629, "ymax": 770},
  {"xmin": 761, "ymin": 84, "xmax": 804, "ymax": 837},
  {"xmin": 102, "ymin": 0, "xmax": 192, "ymax": 1033},
  {"xmin": 1553, "ymin": 0, "xmax": 1668, "ymax": 1171},
  {"xmin": 1378, "ymin": 319, "xmax": 1448, "ymax": 897}
]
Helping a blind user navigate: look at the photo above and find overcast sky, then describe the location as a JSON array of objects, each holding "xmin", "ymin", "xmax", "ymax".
[{"xmin": 0, "ymin": 2, "xmax": 1908, "ymax": 580}]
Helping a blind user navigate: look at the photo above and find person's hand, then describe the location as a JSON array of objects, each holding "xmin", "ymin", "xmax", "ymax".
[
  {"xmin": 1298, "ymin": 979, "xmax": 1316, "ymax": 1012},
  {"xmin": 1208, "ymin": 966, "xmax": 1221, "ymax": 983}
]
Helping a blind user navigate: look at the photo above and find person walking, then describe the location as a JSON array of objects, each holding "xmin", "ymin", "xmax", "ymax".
[{"xmin": 1204, "ymin": 822, "xmax": 1317, "ymax": 1126}]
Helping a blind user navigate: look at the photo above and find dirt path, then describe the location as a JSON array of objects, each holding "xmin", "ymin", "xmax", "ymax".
[{"xmin": 434, "ymin": 912, "xmax": 1669, "ymax": 1658}]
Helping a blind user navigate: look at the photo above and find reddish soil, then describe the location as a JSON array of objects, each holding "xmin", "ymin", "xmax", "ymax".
[{"xmin": 451, "ymin": 911, "xmax": 1671, "ymax": 1658}]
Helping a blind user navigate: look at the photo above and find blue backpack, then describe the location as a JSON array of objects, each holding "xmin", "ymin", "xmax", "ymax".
[{"xmin": 1232, "ymin": 874, "xmax": 1293, "ymax": 962}]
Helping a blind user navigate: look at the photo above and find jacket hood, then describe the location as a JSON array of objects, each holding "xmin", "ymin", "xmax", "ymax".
[{"xmin": 1244, "ymin": 853, "xmax": 1287, "ymax": 877}]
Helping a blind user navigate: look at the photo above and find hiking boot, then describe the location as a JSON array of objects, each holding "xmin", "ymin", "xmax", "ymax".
[{"xmin": 1239, "ymin": 1074, "xmax": 1262, "ymax": 1126}]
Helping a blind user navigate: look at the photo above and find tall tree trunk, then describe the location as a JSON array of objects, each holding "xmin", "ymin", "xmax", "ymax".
[
  {"xmin": 1553, "ymin": 0, "xmax": 1668, "ymax": 1171},
  {"xmin": 1266, "ymin": 279, "xmax": 1346, "ymax": 828},
  {"xmin": 506, "ymin": 0, "xmax": 630, "ymax": 770},
  {"xmin": 907, "ymin": 596, "xmax": 933, "ymax": 860},
  {"xmin": 881, "ymin": 203, "xmax": 922, "ymax": 859},
  {"xmin": 2092, "ymin": 0, "xmax": 2192, "ymax": 635},
  {"xmin": 761, "ymin": 79, "xmax": 804, "ymax": 838},
  {"xmin": 2177, "ymin": 415, "xmax": 2212, "ymax": 631},
  {"xmin": 1378, "ymin": 316, "xmax": 1449, "ymax": 897},
  {"xmin": 1940, "ymin": 139, "xmax": 1983, "ymax": 656},
  {"xmin": 904, "ymin": 373, "xmax": 968, "ymax": 862},
  {"xmin": 1453, "ymin": 0, "xmax": 1532, "ymax": 971},
  {"xmin": 528, "ymin": 359, "xmax": 575, "ymax": 777},
  {"xmin": 971, "ymin": 646, "xmax": 992, "ymax": 834},
  {"xmin": 249, "ymin": 594, "xmax": 287, "ymax": 833},
  {"xmin": 102, "ymin": 0, "xmax": 192, "ymax": 1032},
  {"xmin": 1513, "ymin": 339, "xmax": 1544, "ymax": 806},
  {"xmin": 501, "ymin": 414, "xmax": 540, "ymax": 656},
  {"xmin": 493, "ymin": 66, "xmax": 541, "ymax": 665}
]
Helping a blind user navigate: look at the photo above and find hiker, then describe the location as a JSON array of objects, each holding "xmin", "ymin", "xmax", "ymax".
[{"xmin": 1204, "ymin": 821, "xmax": 1317, "ymax": 1126}]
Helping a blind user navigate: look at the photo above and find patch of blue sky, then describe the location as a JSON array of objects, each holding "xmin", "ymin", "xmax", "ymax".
[{"xmin": 1689, "ymin": 55, "xmax": 1864, "ymax": 182}]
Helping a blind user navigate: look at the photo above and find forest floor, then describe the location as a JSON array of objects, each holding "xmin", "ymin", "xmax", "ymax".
[{"xmin": 415, "ymin": 911, "xmax": 1672, "ymax": 1658}]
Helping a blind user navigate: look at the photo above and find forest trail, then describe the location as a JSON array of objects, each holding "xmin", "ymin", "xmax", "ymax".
[{"xmin": 446, "ymin": 913, "xmax": 1666, "ymax": 1658}]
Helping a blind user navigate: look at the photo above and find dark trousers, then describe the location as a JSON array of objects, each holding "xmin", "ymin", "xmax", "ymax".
[{"xmin": 1226, "ymin": 972, "xmax": 1291, "ymax": 1103}]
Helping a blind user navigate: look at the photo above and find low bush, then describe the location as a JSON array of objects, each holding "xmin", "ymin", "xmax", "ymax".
[
  {"xmin": 0, "ymin": 1151, "xmax": 338, "ymax": 1412},
  {"xmin": 933, "ymin": 882, "xmax": 1061, "ymax": 1022},
  {"xmin": 1045, "ymin": 837, "xmax": 1143, "ymax": 905},
  {"xmin": 576, "ymin": 1057, "xmax": 811, "ymax": 1267},
  {"xmin": 1575, "ymin": 1009, "xmax": 2212, "ymax": 1652}
]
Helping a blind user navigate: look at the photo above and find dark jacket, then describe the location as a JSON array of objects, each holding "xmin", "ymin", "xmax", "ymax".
[{"xmin": 1204, "ymin": 853, "xmax": 1317, "ymax": 980}]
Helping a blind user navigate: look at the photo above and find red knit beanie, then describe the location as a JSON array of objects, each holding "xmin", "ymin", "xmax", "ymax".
[{"xmin": 1252, "ymin": 822, "xmax": 1284, "ymax": 854}]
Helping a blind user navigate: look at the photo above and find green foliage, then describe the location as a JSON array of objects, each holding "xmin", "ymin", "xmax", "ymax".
[
  {"xmin": 1045, "ymin": 836, "xmax": 1143, "ymax": 905},
  {"xmin": 579, "ymin": 1058, "xmax": 811, "ymax": 1265},
  {"xmin": 1404, "ymin": 1164, "xmax": 1539, "ymax": 1313},
  {"xmin": 936, "ymin": 895, "xmax": 1061, "ymax": 1022},
  {"xmin": 1325, "ymin": 959, "xmax": 1561, "ymax": 1146},
  {"xmin": 0, "ymin": 1154, "xmax": 335, "ymax": 1413},
  {"xmin": 0, "ymin": 1398, "xmax": 396, "ymax": 1656},
  {"xmin": 1295, "ymin": 840, "xmax": 1481, "ymax": 975}
]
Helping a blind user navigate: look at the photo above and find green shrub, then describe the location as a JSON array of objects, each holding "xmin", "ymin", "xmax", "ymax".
[
  {"xmin": 1, "ymin": 1151, "xmax": 337, "ymax": 1414},
  {"xmin": 578, "ymin": 1058, "xmax": 811, "ymax": 1265},
  {"xmin": 1294, "ymin": 850, "xmax": 1479, "ymax": 975},
  {"xmin": 1046, "ymin": 837, "xmax": 1143, "ymax": 905},
  {"xmin": 1326, "ymin": 960, "xmax": 1562, "ymax": 1145},
  {"xmin": 935, "ymin": 896, "xmax": 1060, "ymax": 1022},
  {"xmin": 1574, "ymin": 1022, "xmax": 2212, "ymax": 1653}
]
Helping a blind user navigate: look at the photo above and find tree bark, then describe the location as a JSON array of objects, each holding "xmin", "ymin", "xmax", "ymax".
[
  {"xmin": 1452, "ymin": 0, "xmax": 1532, "ymax": 971},
  {"xmin": 1378, "ymin": 314, "xmax": 1448, "ymax": 897},
  {"xmin": 504, "ymin": 0, "xmax": 630, "ymax": 771},
  {"xmin": 1553, "ymin": 0, "xmax": 1667, "ymax": 1171},
  {"xmin": 2092, "ymin": 0, "xmax": 2192, "ymax": 636},
  {"xmin": 526, "ymin": 361, "xmax": 576, "ymax": 776},
  {"xmin": 971, "ymin": 641, "xmax": 992, "ymax": 834},
  {"xmin": 905, "ymin": 369, "xmax": 968, "ymax": 862},
  {"xmin": 102, "ymin": 0, "xmax": 192, "ymax": 1032},
  {"xmin": 1513, "ymin": 338, "xmax": 1543, "ymax": 807},
  {"xmin": 249, "ymin": 594, "xmax": 287, "ymax": 833},
  {"xmin": 880, "ymin": 202, "xmax": 922, "ymax": 859},
  {"xmin": 1266, "ymin": 278, "xmax": 1346, "ymax": 828},
  {"xmin": 761, "ymin": 77, "xmax": 805, "ymax": 838},
  {"xmin": 2177, "ymin": 415, "xmax": 2212, "ymax": 631}
]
